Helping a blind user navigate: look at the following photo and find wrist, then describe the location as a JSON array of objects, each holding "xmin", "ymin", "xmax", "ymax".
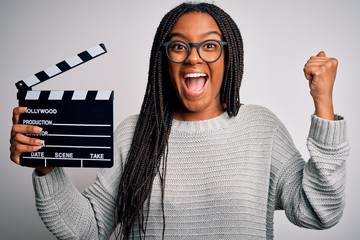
[
  {"xmin": 313, "ymin": 98, "xmax": 335, "ymax": 120},
  {"xmin": 35, "ymin": 167, "xmax": 54, "ymax": 176}
]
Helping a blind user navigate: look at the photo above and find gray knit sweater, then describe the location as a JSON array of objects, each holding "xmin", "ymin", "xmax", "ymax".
[{"xmin": 32, "ymin": 104, "xmax": 349, "ymax": 239}]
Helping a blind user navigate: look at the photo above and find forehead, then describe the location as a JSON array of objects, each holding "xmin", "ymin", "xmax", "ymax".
[{"xmin": 169, "ymin": 12, "xmax": 222, "ymax": 39}]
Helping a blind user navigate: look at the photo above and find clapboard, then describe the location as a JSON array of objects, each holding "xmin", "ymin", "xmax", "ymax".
[{"xmin": 16, "ymin": 43, "xmax": 114, "ymax": 168}]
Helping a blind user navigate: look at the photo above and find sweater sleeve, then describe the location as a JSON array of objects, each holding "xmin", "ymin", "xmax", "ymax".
[
  {"xmin": 32, "ymin": 116, "xmax": 135, "ymax": 239},
  {"xmin": 274, "ymin": 114, "xmax": 350, "ymax": 229},
  {"xmin": 33, "ymin": 167, "xmax": 99, "ymax": 239},
  {"xmin": 32, "ymin": 159, "xmax": 121, "ymax": 240}
]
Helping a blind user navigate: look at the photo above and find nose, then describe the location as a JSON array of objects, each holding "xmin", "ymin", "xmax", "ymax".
[{"xmin": 185, "ymin": 46, "xmax": 202, "ymax": 65}]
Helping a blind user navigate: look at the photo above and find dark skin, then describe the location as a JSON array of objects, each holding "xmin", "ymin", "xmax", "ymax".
[
  {"xmin": 167, "ymin": 13, "xmax": 225, "ymax": 121},
  {"xmin": 304, "ymin": 51, "xmax": 337, "ymax": 120},
  {"xmin": 10, "ymin": 106, "xmax": 53, "ymax": 175},
  {"xmin": 10, "ymin": 13, "xmax": 338, "ymax": 175}
]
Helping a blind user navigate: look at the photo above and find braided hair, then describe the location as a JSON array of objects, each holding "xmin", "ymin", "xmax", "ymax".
[{"xmin": 115, "ymin": 2, "xmax": 244, "ymax": 239}]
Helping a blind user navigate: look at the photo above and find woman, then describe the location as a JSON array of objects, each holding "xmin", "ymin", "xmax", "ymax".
[{"xmin": 10, "ymin": 2, "xmax": 349, "ymax": 239}]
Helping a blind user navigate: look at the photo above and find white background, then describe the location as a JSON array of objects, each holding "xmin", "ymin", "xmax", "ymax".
[{"xmin": 1, "ymin": 0, "xmax": 359, "ymax": 239}]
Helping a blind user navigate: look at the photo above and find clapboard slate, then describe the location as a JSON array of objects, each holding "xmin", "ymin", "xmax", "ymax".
[
  {"xmin": 16, "ymin": 44, "xmax": 114, "ymax": 168},
  {"xmin": 16, "ymin": 44, "xmax": 108, "ymax": 90}
]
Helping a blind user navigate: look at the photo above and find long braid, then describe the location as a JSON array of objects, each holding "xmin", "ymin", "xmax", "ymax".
[
  {"xmin": 115, "ymin": 2, "xmax": 244, "ymax": 239},
  {"xmin": 209, "ymin": 6, "xmax": 244, "ymax": 117}
]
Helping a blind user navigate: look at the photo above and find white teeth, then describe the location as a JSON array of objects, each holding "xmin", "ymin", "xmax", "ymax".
[{"xmin": 184, "ymin": 73, "xmax": 207, "ymax": 78}]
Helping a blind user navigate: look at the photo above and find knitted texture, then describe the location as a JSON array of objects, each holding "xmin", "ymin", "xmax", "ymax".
[{"xmin": 32, "ymin": 104, "xmax": 349, "ymax": 239}]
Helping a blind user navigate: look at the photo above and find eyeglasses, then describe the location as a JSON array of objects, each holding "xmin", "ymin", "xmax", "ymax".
[{"xmin": 163, "ymin": 39, "xmax": 227, "ymax": 63}]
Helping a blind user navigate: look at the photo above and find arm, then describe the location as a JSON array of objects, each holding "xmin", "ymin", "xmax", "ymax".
[
  {"xmin": 31, "ymin": 118, "xmax": 135, "ymax": 239},
  {"xmin": 274, "ymin": 52, "xmax": 350, "ymax": 228},
  {"xmin": 33, "ymin": 168, "xmax": 100, "ymax": 239},
  {"xmin": 10, "ymin": 108, "xmax": 133, "ymax": 239},
  {"xmin": 31, "ymin": 124, "xmax": 126, "ymax": 239},
  {"xmin": 32, "ymin": 165, "xmax": 121, "ymax": 239},
  {"xmin": 10, "ymin": 107, "xmax": 101, "ymax": 238},
  {"xmin": 274, "ymin": 115, "xmax": 349, "ymax": 229}
]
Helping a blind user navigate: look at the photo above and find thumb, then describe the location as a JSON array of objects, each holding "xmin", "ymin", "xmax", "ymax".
[{"xmin": 316, "ymin": 51, "xmax": 326, "ymax": 57}]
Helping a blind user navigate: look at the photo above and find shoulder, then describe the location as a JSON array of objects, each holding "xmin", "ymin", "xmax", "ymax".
[
  {"xmin": 237, "ymin": 104, "xmax": 281, "ymax": 123},
  {"xmin": 117, "ymin": 114, "xmax": 139, "ymax": 129},
  {"xmin": 231, "ymin": 104, "xmax": 289, "ymax": 136},
  {"xmin": 114, "ymin": 114, "xmax": 139, "ymax": 141}
]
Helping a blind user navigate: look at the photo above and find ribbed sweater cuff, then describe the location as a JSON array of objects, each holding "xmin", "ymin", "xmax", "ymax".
[
  {"xmin": 32, "ymin": 167, "xmax": 70, "ymax": 198},
  {"xmin": 308, "ymin": 114, "xmax": 347, "ymax": 146}
]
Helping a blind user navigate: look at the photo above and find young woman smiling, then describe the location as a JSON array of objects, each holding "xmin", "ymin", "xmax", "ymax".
[{"xmin": 10, "ymin": 2, "xmax": 349, "ymax": 240}]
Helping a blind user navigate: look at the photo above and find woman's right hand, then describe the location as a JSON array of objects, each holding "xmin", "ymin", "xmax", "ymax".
[{"xmin": 10, "ymin": 106, "xmax": 53, "ymax": 175}]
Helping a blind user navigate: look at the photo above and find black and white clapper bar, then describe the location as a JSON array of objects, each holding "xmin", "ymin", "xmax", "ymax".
[{"xmin": 16, "ymin": 43, "xmax": 114, "ymax": 168}]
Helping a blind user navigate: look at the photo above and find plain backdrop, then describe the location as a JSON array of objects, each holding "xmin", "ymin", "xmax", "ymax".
[{"xmin": 1, "ymin": 0, "xmax": 359, "ymax": 239}]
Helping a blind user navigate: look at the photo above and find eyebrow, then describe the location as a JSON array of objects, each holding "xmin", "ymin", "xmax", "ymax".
[{"xmin": 169, "ymin": 31, "xmax": 222, "ymax": 39}]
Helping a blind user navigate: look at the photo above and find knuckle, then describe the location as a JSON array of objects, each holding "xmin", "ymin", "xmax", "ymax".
[
  {"xmin": 26, "ymin": 145, "xmax": 36, "ymax": 152},
  {"xmin": 10, "ymin": 124, "xmax": 18, "ymax": 134},
  {"xmin": 324, "ymin": 61, "xmax": 334, "ymax": 69},
  {"xmin": 12, "ymin": 106, "xmax": 27, "ymax": 124},
  {"xmin": 331, "ymin": 58, "xmax": 338, "ymax": 66},
  {"xmin": 9, "ymin": 144, "xmax": 14, "ymax": 154},
  {"xmin": 320, "ymin": 64, "xmax": 328, "ymax": 71},
  {"xmin": 28, "ymin": 137, "xmax": 36, "ymax": 145},
  {"xmin": 303, "ymin": 63, "xmax": 310, "ymax": 71},
  {"xmin": 12, "ymin": 106, "xmax": 19, "ymax": 115},
  {"xmin": 11, "ymin": 124, "xmax": 23, "ymax": 138},
  {"xmin": 12, "ymin": 132, "xmax": 22, "ymax": 143},
  {"xmin": 13, "ymin": 143, "xmax": 23, "ymax": 153},
  {"xmin": 9, "ymin": 153, "xmax": 19, "ymax": 165}
]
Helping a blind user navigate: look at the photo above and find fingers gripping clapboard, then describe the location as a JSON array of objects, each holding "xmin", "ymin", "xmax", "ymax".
[{"xmin": 16, "ymin": 43, "xmax": 114, "ymax": 168}]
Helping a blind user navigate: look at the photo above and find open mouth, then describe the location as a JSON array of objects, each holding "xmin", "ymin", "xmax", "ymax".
[{"xmin": 183, "ymin": 73, "xmax": 208, "ymax": 93}]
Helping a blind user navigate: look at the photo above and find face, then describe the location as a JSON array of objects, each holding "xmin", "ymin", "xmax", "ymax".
[{"xmin": 167, "ymin": 12, "xmax": 225, "ymax": 121}]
